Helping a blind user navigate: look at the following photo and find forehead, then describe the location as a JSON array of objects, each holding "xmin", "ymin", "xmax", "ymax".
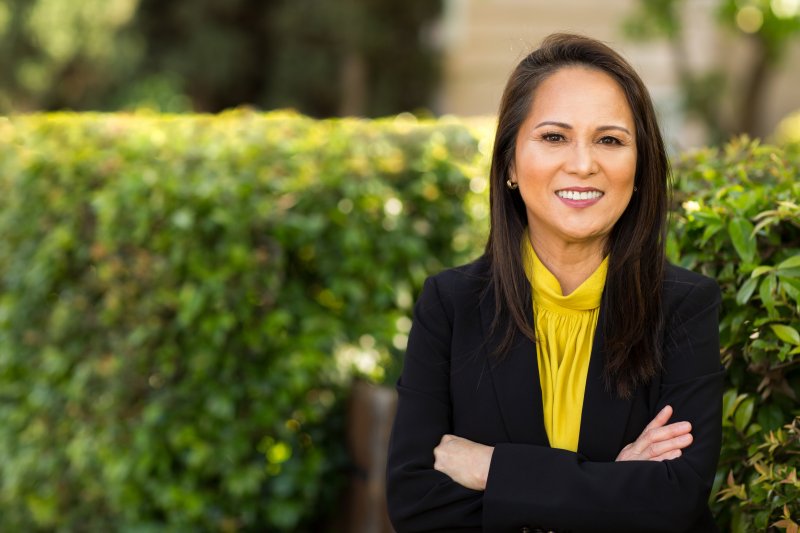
[{"xmin": 526, "ymin": 66, "xmax": 634, "ymax": 127}]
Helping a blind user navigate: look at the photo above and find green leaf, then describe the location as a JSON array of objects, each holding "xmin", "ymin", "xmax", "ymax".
[
  {"xmin": 733, "ymin": 397, "xmax": 754, "ymax": 432},
  {"xmin": 752, "ymin": 215, "xmax": 776, "ymax": 234},
  {"xmin": 745, "ymin": 423, "xmax": 762, "ymax": 437},
  {"xmin": 781, "ymin": 276, "xmax": 800, "ymax": 294},
  {"xmin": 770, "ymin": 324, "xmax": 800, "ymax": 346},
  {"xmin": 756, "ymin": 404, "xmax": 785, "ymax": 432},
  {"xmin": 759, "ymin": 274, "xmax": 778, "ymax": 316},
  {"xmin": 709, "ymin": 470, "xmax": 725, "ymax": 505},
  {"xmin": 665, "ymin": 232, "xmax": 680, "ymax": 263},
  {"xmin": 781, "ymin": 284, "xmax": 800, "ymax": 305},
  {"xmin": 736, "ymin": 277, "xmax": 759, "ymax": 305},
  {"xmin": 779, "ymin": 271, "xmax": 800, "ymax": 285},
  {"xmin": 700, "ymin": 223, "xmax": 723, "ymax": 246},
  {"xmin": 722, "ymin": 390, "xmax": 747, "ymax": 421},
  {"xmin": 731, "ymin": 506, "xmax": 746, "ymax": 533},
  {"xmin": 777, "ymin": 255, "xmax": 800, "ymax": 270},
  {"xmin": 778, "ymin": 344, "xmax": 791, "ymax": 362},
  {"xmin": 727, "ymin": 217, "xmax": 756, "ymax": 263},
  {"xmin": 750, "ymin": 265, "xmax": 773, "ymax": 278},
  {"xmin": 753, "ymin": 510, "xmax": 770, "ymax": 530}
]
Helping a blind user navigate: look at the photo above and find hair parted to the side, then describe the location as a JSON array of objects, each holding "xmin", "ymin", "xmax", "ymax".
[{"xmin": 484, "ymin": 33, "xmax": 669, "ymax": 399}]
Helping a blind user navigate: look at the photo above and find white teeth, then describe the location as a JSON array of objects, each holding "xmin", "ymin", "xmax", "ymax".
[{"xmin": 556, "ymin": 190, "xmax": 603, "ymax": 200}]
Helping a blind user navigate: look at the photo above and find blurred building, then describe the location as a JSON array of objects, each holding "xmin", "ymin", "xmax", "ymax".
[{"xmin": 435, "ymin": 0, "xmax": 800, "ymax": 149}]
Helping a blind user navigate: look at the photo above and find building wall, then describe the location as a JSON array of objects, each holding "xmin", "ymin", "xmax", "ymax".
[{"xmin": 436, "ymin": 0, "xmax": 800, "ymax": 148}]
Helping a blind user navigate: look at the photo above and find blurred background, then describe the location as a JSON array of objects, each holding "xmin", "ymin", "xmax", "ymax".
[{"xmin": 2, "ymin": 0, "xmax": 800, "ymax": 147}]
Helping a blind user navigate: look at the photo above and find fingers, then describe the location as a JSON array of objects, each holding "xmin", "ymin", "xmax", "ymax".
[
  {"xmin": 643, "ymin": 405, "xmax": 673, "ymax": 432},
  {"xmin": 633, "ymin": 422, "xmax": 692, "ymax": 459},
  {"xmin": 617, "ymin": 408, "xmax": 694, "ymax": 462},
  {"xmin": 649, "ymin": 421, "xmax": 692, "ymax": 443},
  {"xmin": 642, "ymin": 432, "xmax": 693, "ymax": 458}
]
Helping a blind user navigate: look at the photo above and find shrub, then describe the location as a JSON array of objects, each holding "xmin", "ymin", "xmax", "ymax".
[
  {"xmin": 0, "ymin": 110, "xmax": 486, "ymax": 531},
  {"xmin": 669, "ymin": 137, "xmax": 800, "ymax": 532}
]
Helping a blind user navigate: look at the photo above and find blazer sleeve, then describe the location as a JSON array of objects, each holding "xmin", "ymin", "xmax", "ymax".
[
  {"xmin": 483, "ymin": 275, "xmax": 724, "ymax": 532},
  {"xmin": 386, "ymin": 275, "xmax": 483, "ymax": 531}
]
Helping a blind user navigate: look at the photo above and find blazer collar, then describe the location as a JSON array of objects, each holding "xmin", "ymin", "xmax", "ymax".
[
  {"xmin": 481, "ymin": 287, "xmax": 548, "ymax": 446},
  {"xmin": 481, "ymin": 284, "xmax": 633, "ymax": 461}
]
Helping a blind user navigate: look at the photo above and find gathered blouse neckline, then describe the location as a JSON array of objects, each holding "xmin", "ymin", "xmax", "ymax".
[{"xmin": 522, "ymin": 238, "xmax": 608, "ymax": 313}]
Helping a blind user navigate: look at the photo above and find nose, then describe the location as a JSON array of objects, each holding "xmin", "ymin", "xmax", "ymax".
[{"xmin": 564, "ymin": 141, "xmax": 598, "ymax": 177}]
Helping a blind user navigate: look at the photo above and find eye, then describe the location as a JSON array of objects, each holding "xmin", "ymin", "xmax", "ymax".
[
  {"xmin": 598, "ymin": 136, "xmax": 623, "ymax": 145},
  {"xmin": 541, "ymin": 132, "xmax": 566, "ymax": 143}
]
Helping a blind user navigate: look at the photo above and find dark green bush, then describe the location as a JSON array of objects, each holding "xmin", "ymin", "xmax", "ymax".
[
  {"xmin": 0, "ymin": 110, "xmax": 486, "ymax": 531},
  {"xmin": 669, "ymin": 138, "xmax": 800, "ymax": 532}
]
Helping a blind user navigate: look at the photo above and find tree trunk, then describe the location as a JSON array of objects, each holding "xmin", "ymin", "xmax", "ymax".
[{"xmin": 739, "ymin": 35, "xmax": 770, "ymax": 137}]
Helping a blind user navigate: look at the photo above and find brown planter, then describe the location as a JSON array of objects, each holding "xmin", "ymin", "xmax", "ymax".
[{"xmin": 342, "ymin": 379, "xmax": 398, "ymax": 533}]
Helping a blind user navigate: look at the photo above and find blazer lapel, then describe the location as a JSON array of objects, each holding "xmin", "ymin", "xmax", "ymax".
[
  {"xmin": 481, "ymin": 284, "xmax": 549, "ymax": 446},
  {"xmin": 577, "ymin": 303, "xmax": 634, "ymax": 461}
]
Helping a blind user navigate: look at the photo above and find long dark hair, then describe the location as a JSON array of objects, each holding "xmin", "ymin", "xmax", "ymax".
[{"xmin": 485, "ymin": 33, "xmax": 668, "ymax": 399}]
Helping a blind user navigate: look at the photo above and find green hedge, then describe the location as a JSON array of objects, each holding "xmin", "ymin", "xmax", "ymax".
[
  {"xmin": 0, "ymin": 111, "xmax": 487, "ymax": 531},
  {"xmin": 0, "ymin": 113, "xmax": 796, "ymax": 531},
  {"xmin": 669, "ymin": 138, "xmax": 800, "ymax": 532}
]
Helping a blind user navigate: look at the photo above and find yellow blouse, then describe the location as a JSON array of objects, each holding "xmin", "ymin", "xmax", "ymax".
[{"xmin": 522, "ymin": 237, "xmax": 608, "ymax": 452}]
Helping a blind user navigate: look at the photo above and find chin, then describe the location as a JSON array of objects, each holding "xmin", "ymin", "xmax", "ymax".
[{"xmin": 559, "ymin": 228, "xmax": 607, "ymax": 244}]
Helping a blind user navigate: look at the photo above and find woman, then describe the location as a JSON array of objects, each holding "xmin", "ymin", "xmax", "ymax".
[{"xmin": 386, "ymin": 34, "xmax": 723, "ymax": 532}]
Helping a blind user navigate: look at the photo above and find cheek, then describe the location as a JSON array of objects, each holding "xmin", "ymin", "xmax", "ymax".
[
  {"xmin": 616, "ymin": 153, "xmax": 637, "ymax": 184},
  {"xmin": 606, "ymin": 187, "xmax": 636, "ymax": 228},
  {"xmin": 607, "ymin": 165, "xmax": 637, "ymax": 201},
  {"xmin": 605, "ymin": 150, "xmax": 636, "ymax": 178},
  {"xmin": 514, "ymin": 145, "xmax": 560, "ymax": 178}
]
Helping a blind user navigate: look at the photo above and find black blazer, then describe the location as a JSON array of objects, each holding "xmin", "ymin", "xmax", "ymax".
[{"xmin": 386, "ymin": 255, "xmax": 724, "ymax": 533}]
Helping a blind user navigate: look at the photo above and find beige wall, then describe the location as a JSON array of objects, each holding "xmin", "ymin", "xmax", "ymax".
[{"xmin": 436, "ymin": 0, "xmax": 800, "ymax": 148}]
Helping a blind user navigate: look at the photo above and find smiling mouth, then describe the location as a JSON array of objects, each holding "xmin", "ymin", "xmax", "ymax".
[{"xmin": 556, "ymin": 190, "xmax": 604, "ymax": 201}]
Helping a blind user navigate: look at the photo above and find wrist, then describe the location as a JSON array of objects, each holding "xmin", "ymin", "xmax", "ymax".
[{"xmin": 476, "ymin": 445, "xmax": 494, "ymax": 490}]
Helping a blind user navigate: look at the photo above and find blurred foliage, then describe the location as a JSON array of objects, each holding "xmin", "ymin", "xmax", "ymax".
[
  {"xmin": 0, "ymin": 0, "xmax": 442, "ymax": 116},
  {"xmin": 0, "ymin": 112, "xmax": 796, "ymax": 530},
  {"xmin": 623, "ymin": 0, "xmax": 800, "ymax": 142},
  {"xmin": 0, "ymin": 110, "xmax": 488, "ymax": 530},
  {"xmin": 775, "ymin": 109, "xmax": 800, "ymax": 145},
  {"xmin": 260, "ymin": 0, "xmax": 443, "ymax": 117},
  {"xmin": 0, "ymin": 0, "xmax": 143, "ymax": 112},
  {"xmin": 670, "ymin": 137, "xmax": 800, "ymax": 532}
]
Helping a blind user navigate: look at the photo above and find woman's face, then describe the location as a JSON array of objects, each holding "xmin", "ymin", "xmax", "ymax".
[{"xmin": 511, "ymin": 66, "xmax": 637, "ymax": 250}]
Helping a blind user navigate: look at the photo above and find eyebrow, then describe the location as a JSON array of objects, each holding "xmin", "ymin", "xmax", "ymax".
[{"xmin": 534, "ymin": 121, "xmax": 632, "ymax": 136}]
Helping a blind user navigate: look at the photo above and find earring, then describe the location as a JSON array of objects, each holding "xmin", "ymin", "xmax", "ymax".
[
  {"xmin": 506, "ymin": 179, "xmax": 518, "ymax": 190},
  {"xmin": 633, "ymin": 186, "xmax": 638, "ymax": 192}
]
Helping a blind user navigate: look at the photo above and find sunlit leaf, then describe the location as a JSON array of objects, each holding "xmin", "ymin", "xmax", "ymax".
[
  {"xmin": 771, "ymin": 324, "xmax": 800, "ymax": 346},
  {"xmin": 734, "ymin": 397, "xmax": 755, "ymax": 432},
  {"xmin": 737, "ymin": 277, "xmax": 759, "ymax": 305},
  {"xmin": 728, "ymin": 217, "xmax": 757, "ymax": 263},
  {"xmin": 777, "ymin": 255, "xmax": 800, "ymax": 270}
]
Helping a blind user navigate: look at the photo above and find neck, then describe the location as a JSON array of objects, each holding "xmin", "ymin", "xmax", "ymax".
[{"xmin": 527, "ymin": 230, "xmax": 606, "ymax": 296}]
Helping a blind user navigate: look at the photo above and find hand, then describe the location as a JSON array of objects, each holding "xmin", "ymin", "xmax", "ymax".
[
  {"xmin": 616, "ymin": 405, "xmax": 693, "ymax": 462},
  {"xmin": 433, "ymin": 434, "xmax": 494, "ymax": 491}
]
